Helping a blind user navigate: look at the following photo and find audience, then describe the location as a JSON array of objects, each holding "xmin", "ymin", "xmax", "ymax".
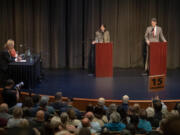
[{"xmin": 0, "ymin": 86, "xmax": 180, "ymax": 135}]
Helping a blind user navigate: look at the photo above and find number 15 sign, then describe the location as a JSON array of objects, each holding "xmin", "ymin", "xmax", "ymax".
[{"xmin": 149, "ymin": 75, "xmax": 166, "ymax": 92}]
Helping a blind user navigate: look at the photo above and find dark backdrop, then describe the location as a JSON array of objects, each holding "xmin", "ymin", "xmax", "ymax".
[{"xmin": 0, "ymin": 0, "xmax": 180, "ymax": 69}]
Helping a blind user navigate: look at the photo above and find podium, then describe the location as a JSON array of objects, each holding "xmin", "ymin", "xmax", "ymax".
[
  {"xmin": 149, "ymin": 42, "xmax": 167, "ymax": 76},
  {"xmin": 95, "ymin": 43, "xmax": 113, "ymax": 77}
]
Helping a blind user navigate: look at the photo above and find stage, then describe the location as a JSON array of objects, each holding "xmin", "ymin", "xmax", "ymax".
[{"xmin": 30, "ymin": 69, "xmax": 180, "ymax": 100}]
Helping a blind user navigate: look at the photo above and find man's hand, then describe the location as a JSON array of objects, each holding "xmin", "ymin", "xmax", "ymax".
[
  {"xmin": 147, "ymin": 40, "xmax": 150, "ymax": 45},
  {"xmin": 92, "ymin": 41, "xmax": 96, "ymax": 45}
]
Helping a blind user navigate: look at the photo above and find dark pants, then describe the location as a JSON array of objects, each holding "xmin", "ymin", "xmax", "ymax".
[{"xmin": 88, "ymin": 45, "xmax": 95, "ymax": 74}]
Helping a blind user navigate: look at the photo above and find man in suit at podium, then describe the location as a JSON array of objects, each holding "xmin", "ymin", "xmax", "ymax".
[
  {"xmin": 144, "ymin": 18, "xmax": 167, "ymax": 72},
  {"xmin": 89, "ymin": 24, "xmax": 110, "ymax": 75}
]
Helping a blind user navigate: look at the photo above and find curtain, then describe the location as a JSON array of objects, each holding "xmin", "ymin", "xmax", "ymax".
[{"xmin": 0, "ymin": 0, "xmax": 180, "ymax": 69}]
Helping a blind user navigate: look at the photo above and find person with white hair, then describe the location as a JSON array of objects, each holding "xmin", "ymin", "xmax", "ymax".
[
  {"xmin": 121, "ymin": 95, "xmax": 130, "ymax": 112},
  {"xmin": 104, "ymin": 112, "xmax": 126, "ymax": 131},
  {"xmin": 98, "ymin": 97, "xmax": 108, "ymax": 111},
  {"xmin": 50, "ymin": 116, "xmax": 61, "ymax": 129}
]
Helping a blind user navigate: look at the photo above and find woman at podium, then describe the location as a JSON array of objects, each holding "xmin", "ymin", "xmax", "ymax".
[
  {"xmin": 144, "ymin": 18, "xmax": 167, "ymax": 73},
  {"xmin": 89, "ymin": 24, "xmax": 110, "ymax": 75}
]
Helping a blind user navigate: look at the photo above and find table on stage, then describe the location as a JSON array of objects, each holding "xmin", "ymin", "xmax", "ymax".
[{"xmin": 8, "ymin": 55, "xmax": 41, "ymax": 89}]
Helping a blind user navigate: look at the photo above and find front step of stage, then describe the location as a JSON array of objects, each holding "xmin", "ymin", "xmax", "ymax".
[{"xmin": 33, "ymin": 68, "xmax": 180, "ymax": 100}]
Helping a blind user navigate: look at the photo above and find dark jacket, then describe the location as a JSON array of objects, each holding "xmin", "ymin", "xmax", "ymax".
[
  {"xmin": 0, "ymin": 50, "xmax": 14, "ymax": 71},
  {"xmin": 2, "ymin": 88, "xmax": 17, "ymax": 108}
]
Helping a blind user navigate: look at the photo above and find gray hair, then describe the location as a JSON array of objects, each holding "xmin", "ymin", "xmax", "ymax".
[
  {"xmin": 122, "ymin": 95, "xmax": 129, "ymax": 104},
  {"xmin": 98, "ymin": 97, "xmax": 105, "ymax": 106},
  {"xmin": 50, "ymin": 116, "xmax": 61, "ymax": 129},
  {"xmin": 60, "ymin": 112, "xmax": 69, "ymax": 124},
  {"xmin": 146, "ymin": 107, "xmax": 155, "ymax": 118},
  {"xmin": 110, "ymin": 112, "xmax": 121, "ymax": 123},
  {"xmin": 39, "ymin": 96, "xmax": 49, "ymax": 107},
  {"xmin": 108, "ymin": 104, "xmax": 117, "ymax": 114}
]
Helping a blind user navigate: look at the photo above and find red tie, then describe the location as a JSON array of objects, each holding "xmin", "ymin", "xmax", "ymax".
[{"xmin": 153, "ymin": 29, "xmax": 155, "ymax": 37}]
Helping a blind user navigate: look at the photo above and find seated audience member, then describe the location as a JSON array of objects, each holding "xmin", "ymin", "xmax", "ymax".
[
  {"xmin": 86, "ymin": 104, "xmax": 94, "ymax": 113},
  {"xmin": 2, "ymin": 79, "xmax": 19, "ymax": 108},
  {"xmin": 61, "ymin": 98, "xmax": 81, "ymax": 119},
  {"xmin": 121, "ymin": 95, "xmax": 130, "ymax": 112},
  {"xmin": 22, "ymin": 96, "xmax": 34, "ymax": 118},
  {"xmin": 41, "ymin": 96, "xmax": 55, "ymax": 114},
  {"xmin": 60, "ymin": 112, "xmax": 77, "ymax": 133},
  {"xmin": 132, "ymin": 103, "xmax": 141, "ymax": 116},
  {"xmin": 31, "ymin": 96, "xmax": 55, "ymax": 119},
  {"xmin": 0, "ymin": 103, "xmax": 12, "ymax": 120},
  {"xmin": 7, "ymin": 107, "xmax": 23, "ymax": 128},
  {"xmin": 60, "ymin": 112, "xmax": 70, "ymax": 129},
  {"xmin": 161, "ymin": 115, "xmax": 180, "ymax": 135},
  {"xmin": 30, "ymin": 110, "xmax": 45, "ymax": 134},
  {"xmin": 50, "ymin": 116, "xmax": 61, "ymax": 134},
  {"xmin": 50, "ymin": 92, "xmax": 66, "ymax": 113},
  {"xmin": 146, "ymin": 107, "xmax": 156, "ymax": 127},
  {"xmin": 32, "ymin": 94, "xmax": 41, "ymax": 107},
  {"xmin": 138, "ymin": 110, "xmax": 152, "ymax": 132},
  {"xmin": 85, "ymin": 111, "xmax": 101, "ymax": 133},
  {"xmin": 104, "ymin": 112, "xmax": 126, "ymax": 131},
  {"xmin": 128, "ymin": 115, "xmax": 146, "ymax": 134},
  {"xmin": 153, "ymin": 100, "xmax": 163, "ymax": 127},
  {"xmin": 81, "ymin": 117, "xmax": 90, "ymax": 128},
  {"xmin": 107, "ymin": 104, "xmax": 117, "ymax": 120},
  {"xmin": 97, "ymin": 97, "xmax": 108, "ymax": 111},
  {"xmin": 117, "ymin": 104, "xmax": 128, "ymax": 125},
  {"xmin": 93, "ymin": 105, "xmax": 108, "ymax": 127},
  {"xmin": 67, "ymin": 109, "xmax": 82, "ymax": 128}
]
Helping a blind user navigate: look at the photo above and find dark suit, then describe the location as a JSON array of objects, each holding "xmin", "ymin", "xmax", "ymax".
[{"xmin": 0, "ymin": 50, "xmax": 14, "ymax": 87}]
